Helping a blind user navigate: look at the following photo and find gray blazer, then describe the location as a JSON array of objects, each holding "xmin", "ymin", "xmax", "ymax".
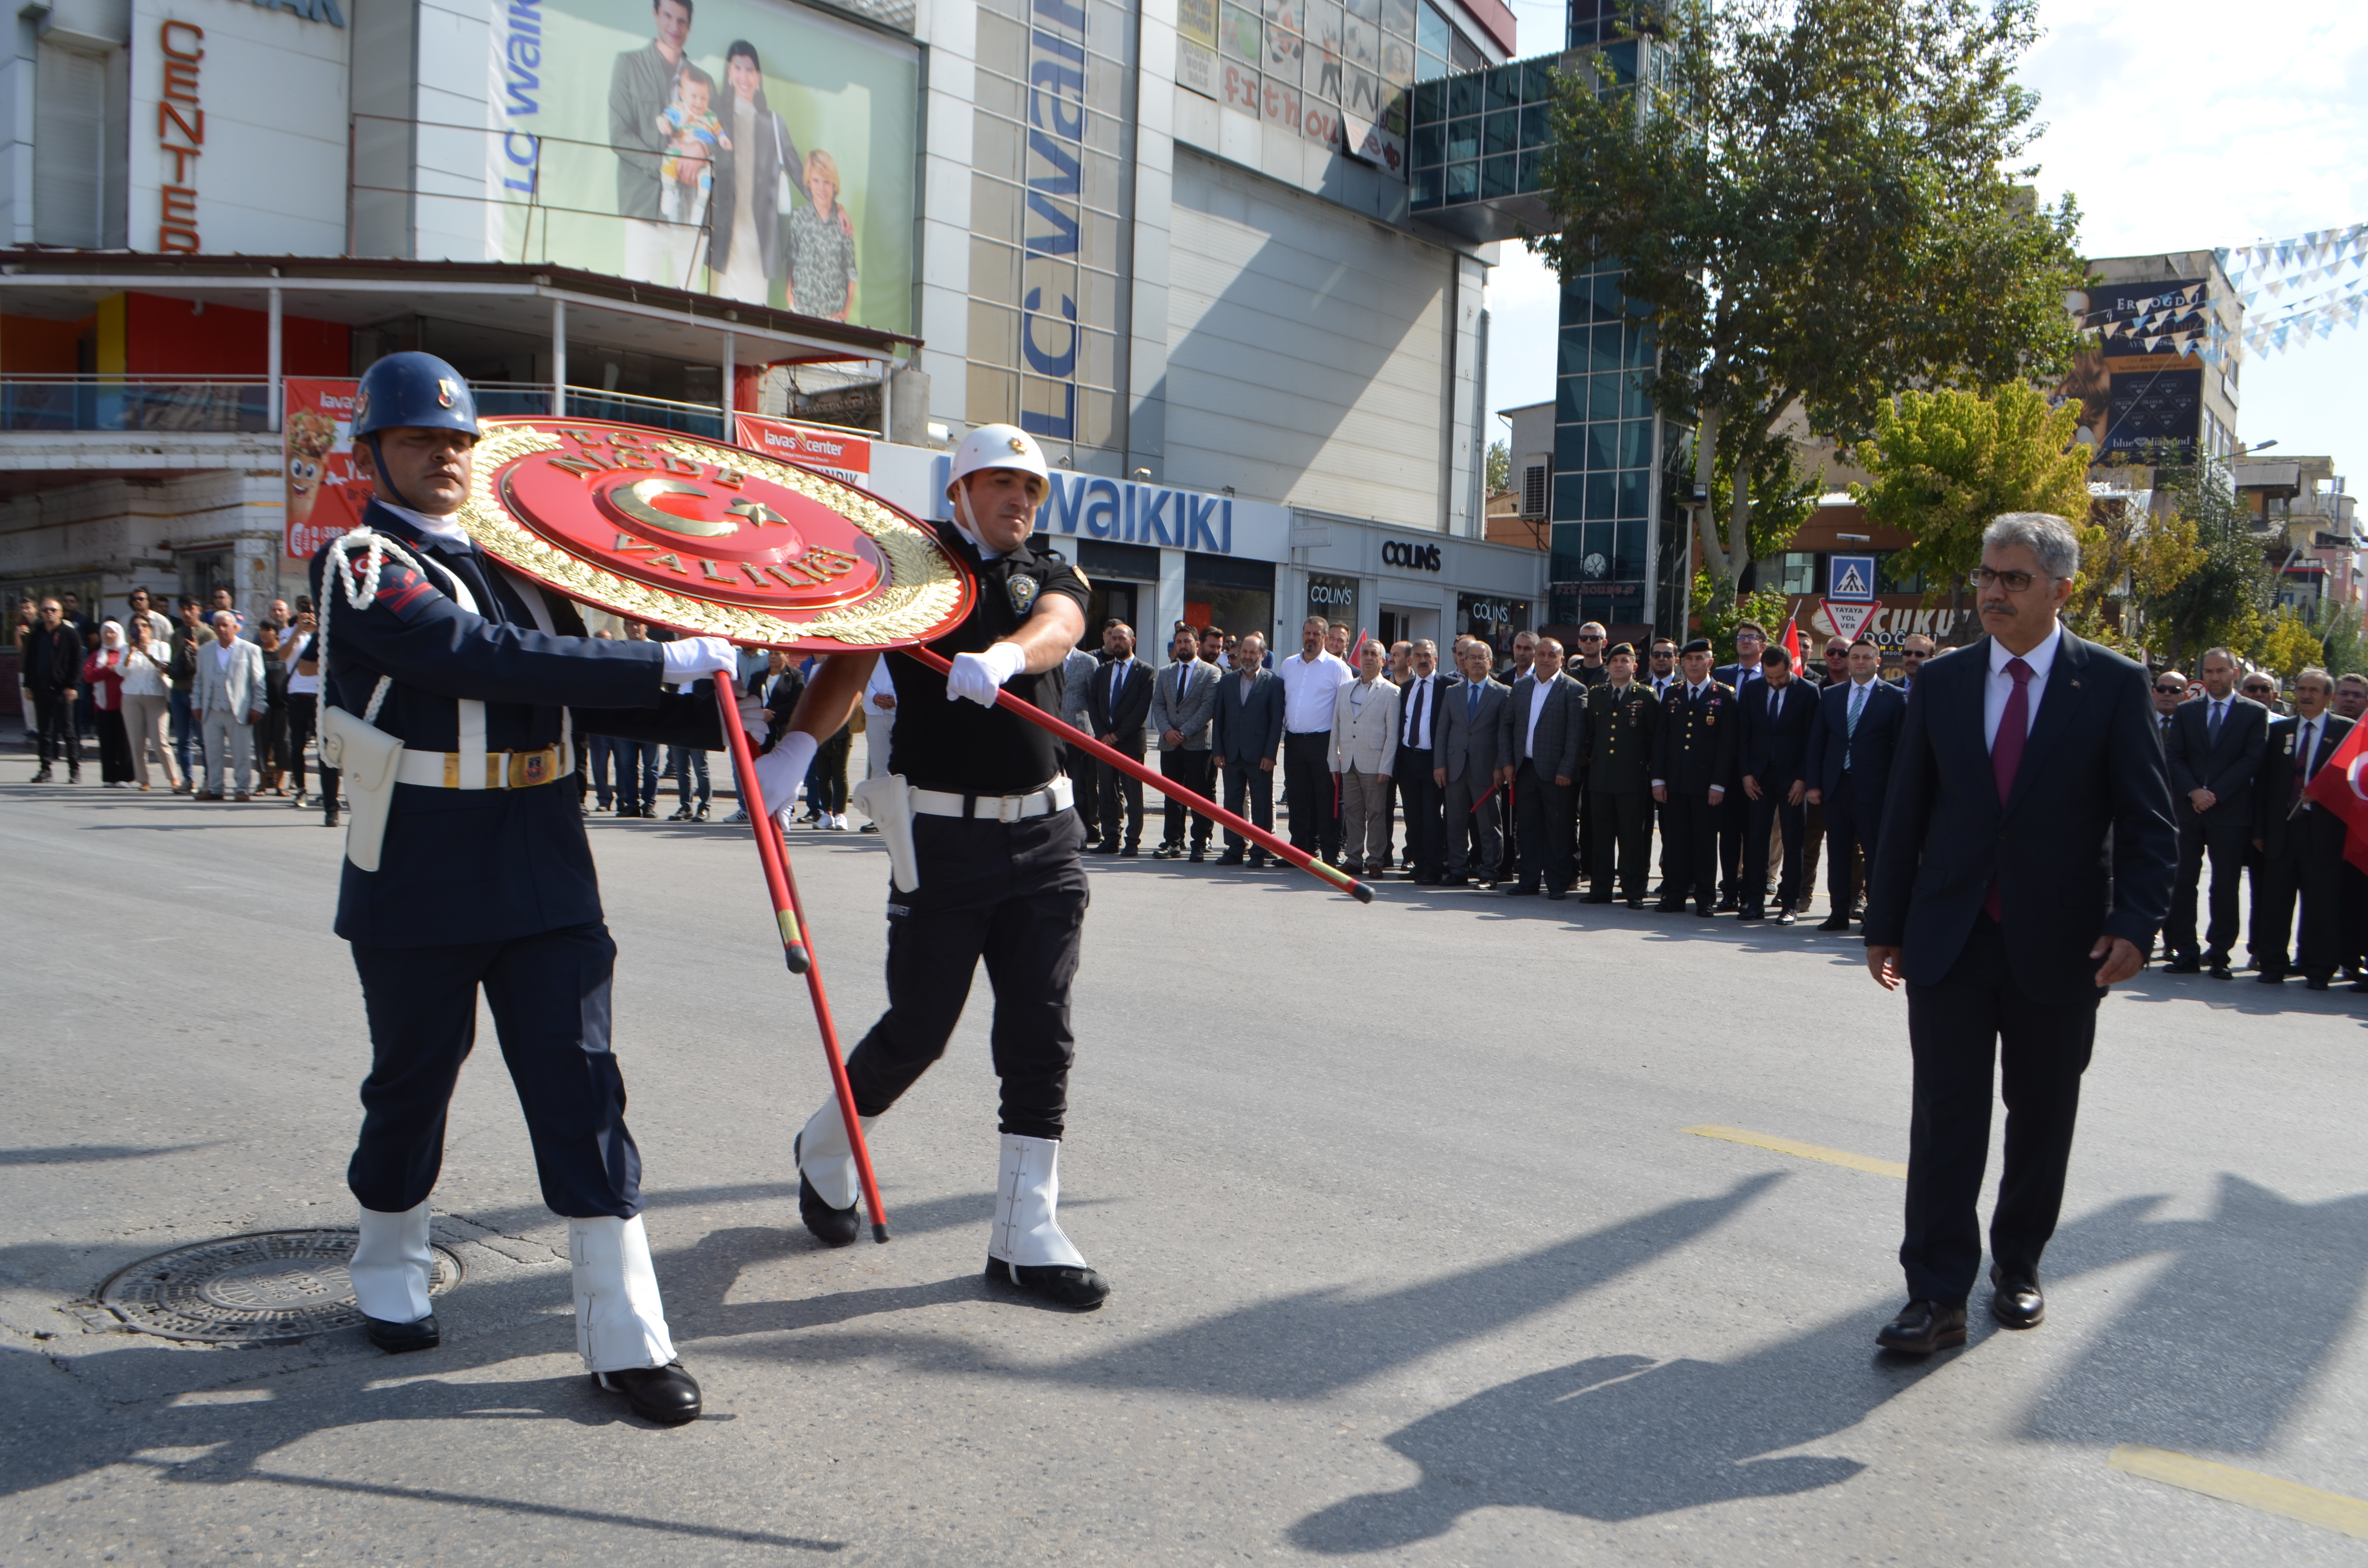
[
  {"xmin": 1059, "ymin": 648, "xmax": 1099, "ymax": 727},
  {"xmin": 1148, "ymin": 657, "xmax": 1220, "ymax": 750},
  {"xmin": 1435, "ymin": 674, "xmax": 1511, "ymax": 784},
  {"xmin": 1211, "ymin": 666, "xmax": 1285, "ymax": 765},
  {"xmin": 192, "ymin": 637, "xmax": 267, "ymax": 721},
  {"xmin": 1507, "ymin": 671, "xmax": 1587, "ymax": 782}
]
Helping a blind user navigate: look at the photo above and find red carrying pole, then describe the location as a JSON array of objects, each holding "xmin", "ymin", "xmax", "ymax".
[
  {"xmin": 906, "ymin": 648, "xmax": 1372, "ymax": 904},
  {"xmin": 712, "ymin": 682, "xmax": 891, "ymax": 1242}
]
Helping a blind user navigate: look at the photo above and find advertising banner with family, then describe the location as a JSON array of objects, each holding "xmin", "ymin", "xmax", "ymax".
[{"xmin": 492, "ymin": 0, "xmax": 916, "ymax": 333}]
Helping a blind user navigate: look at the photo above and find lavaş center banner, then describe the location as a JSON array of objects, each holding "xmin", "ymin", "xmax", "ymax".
[{"xmin": 490, "ymin": 0, "xmax": 916, "ymax": 332}]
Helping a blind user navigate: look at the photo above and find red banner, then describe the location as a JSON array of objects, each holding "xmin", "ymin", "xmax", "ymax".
[
  {"xmin": 733, "ymin": 413, "xmax": 873, "ymax": 487},
  {"xmin": 283, "ymin": 378, "xmax": 368, "ymax": 561}
]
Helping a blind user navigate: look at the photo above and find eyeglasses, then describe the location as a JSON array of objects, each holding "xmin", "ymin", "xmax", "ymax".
[
  {"xmin": 1902, "ymin": 649, "xmax": 1928, "ymax": 660},
  {"xmin": 1970, "ymin": 566, "xmax": 2062, "ymax": 593},
  {"xmin": 2154, "ymin": 683, "xmax": 2185, "ymax": 694},
  {"xmin": 1578, "ymin": 633, "xmax": 1603, "ymax": 641}
]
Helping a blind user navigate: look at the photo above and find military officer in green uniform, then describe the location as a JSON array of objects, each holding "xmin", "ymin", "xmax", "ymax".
[
  {"xmin": 1582, "ymin": 642, "xmax": 1659, "ymax": 906},
  {"xmin": 1652, "ymin": 637, "xmax": 1738, "ymax": 916}
]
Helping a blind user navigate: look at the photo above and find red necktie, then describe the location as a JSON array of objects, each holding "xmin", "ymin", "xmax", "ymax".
[{"xmin": 1984, "ymin": 657, "xmax": 2035, "ymax": 922}]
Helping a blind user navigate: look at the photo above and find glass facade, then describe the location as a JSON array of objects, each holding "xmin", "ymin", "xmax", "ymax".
[
  {"xmin": 1548, "ymin": 257, "xmax": 1658, "ymax": 630},
  {"xmin": 1407, "ymin": 55, "xmax": 1554, "ymax": 215},
  {"xmin": 968, "ymin": 0, "xmax": 1133, "ymax": 464}
]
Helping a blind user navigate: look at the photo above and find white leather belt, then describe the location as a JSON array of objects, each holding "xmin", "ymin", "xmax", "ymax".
[
  {"xmin": 909, "ymin": 778, "xmax": 1073, "ymax": 822},
  {"xmin": 393, "ymin": 745, "xmax": 574, "ymax": 790}
]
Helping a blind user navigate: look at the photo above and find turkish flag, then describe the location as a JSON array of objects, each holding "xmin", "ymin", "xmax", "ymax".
[
  {"xmin": 2304, "ymin": 718, "xmax": 2368, "ymax": 873},
  {"xmin": 1781, "ymin": 612, "xmax": 1802, "ymax": 672}
]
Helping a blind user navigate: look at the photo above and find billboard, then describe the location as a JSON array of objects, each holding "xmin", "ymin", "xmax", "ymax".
[
  {"xmin": 733, "ymin": 413, "xmax": 871, "ymax": 486},
  {"xmin": 283, "ymin": 379, "xmax": 367, "ymax": 561},
  {"xmin": 490, "ymin": 0, "xmax": 916, "ymax": 331}
]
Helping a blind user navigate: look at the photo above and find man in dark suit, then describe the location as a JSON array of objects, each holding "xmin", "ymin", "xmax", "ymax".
[
  {"xmin": 1653, "ymin": 638, "xmax": 1737, "ymax": 917},
  {"xmin": 1804, "ymin": 637, "xmax": 1908, "ymax": 932},
  {"xmin": 1210, "ymin": 631, "xmax": 1285, "ymax": 867},
  {"xmin": 1505, "ymin": 637, "xmax": 1587, "ymax": 899},
  {"xmin": 1436, "ymin": 638, "xmax": 1512, "ymax": 885},
  {"xmin": 2252, "ymin": 668, "xmax": 2353, "ymax": 990},
  {"xmin": 1865, "ymin": 513, "xmax": 2175, "ymax": 1356},
  {"xmin": 1394, "ymin": 639, "xmax": 1450, "ymax": 883},
  {"xmin": 1084, "ymin": 620, "xmax": 1152, "ymax": 855},
  {"xmin": 1713, "ymin": 621, "xmax": 1769, "ymax": 911},
  {"xmin": 2162, "ymin": 648, "xmax": 2269, "ymax": 977},
  {"xmin": 1736, "ymin": 644, "xmax": 1817, "ymax": 923},
  {"xmin": 2149, "ymin": 665, "xmax": 2186, "ymax": 748},
  {"xmin": 1582, "ymin": 643, "xmax": 1658, "ymax": 906}
]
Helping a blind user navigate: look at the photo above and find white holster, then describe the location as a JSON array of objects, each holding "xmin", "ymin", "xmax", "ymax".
[
  {"xmin": 851, "ymin": 772, "xmax": 920, "ymax": 891},
  {"xmin": 320, "ymin": 697, "xmax": 403, "ymax": 871}
]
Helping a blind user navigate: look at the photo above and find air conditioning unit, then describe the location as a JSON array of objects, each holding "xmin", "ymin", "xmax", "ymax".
[{"xmin": 1520, "ymin": 463, "xmax": 1547, "ymax": 519}]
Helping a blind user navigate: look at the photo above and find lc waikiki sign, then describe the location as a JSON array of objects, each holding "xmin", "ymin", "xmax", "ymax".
[
  {"xmin": 925, "ymin": 463, "xmax": 1289, "ymax": 558},
  {"xmin": 1018, "ymin": 0, "xmax": 1091, "ymax": 441}
]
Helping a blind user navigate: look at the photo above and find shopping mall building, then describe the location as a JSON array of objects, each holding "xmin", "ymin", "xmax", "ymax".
[{"xmin": 0, "ymin": 0, "xmax": 1556, "ymax": 669}]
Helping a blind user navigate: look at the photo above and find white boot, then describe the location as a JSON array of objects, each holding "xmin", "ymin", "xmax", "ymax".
[
  {"xmin": 351, "ymin": 1200, "xmax": 433, "ymax": 1323},
  {"xmin": 986, "ymin": 1134, "xmax": 1109, "ymax": 1307},
  {"xmin": 796, "ymin": 1097, "xmax": 878, "ymax": 1245},
  {"xmin": 568, "ymin": 1214, "xmax": 677, "ymax": 1374}
]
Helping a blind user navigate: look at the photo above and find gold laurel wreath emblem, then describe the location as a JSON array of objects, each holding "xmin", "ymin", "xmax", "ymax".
[{"xmin": 455, "ymin": 423, "xmax": 966, "ymax": 647}]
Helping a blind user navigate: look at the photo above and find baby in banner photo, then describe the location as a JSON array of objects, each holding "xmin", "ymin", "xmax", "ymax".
[{"xmin": 657, "ymin": 63, "xmax": 730, "ymax": 225}]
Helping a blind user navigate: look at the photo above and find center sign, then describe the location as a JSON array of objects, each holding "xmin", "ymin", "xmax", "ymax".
[{"xmin": 456, "ymin": 417, "xmax": 970, "ymax": 649}]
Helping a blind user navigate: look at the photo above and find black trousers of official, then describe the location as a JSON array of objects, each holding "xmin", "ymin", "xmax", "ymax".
[
  {"xmin": 1159, "ymin": 747, "xmax": 1214, "ymax": 849},
  {"xmin": 1659, "ymin": 790, "xmax": 1721, "ymax": 909},
  {"xmin": 1283, "ymin": 731, "xmax": 1338, "ymax": 859},
  {"xmin": 845, "ymin": 809, "xmax": 1088, "ymax": 1139},
  {"xmin": 1743, "ymin": 792, "xmax": 1806, "ymax": 912},
  {"xmin": 1068, "ymin": 741, "xmax": 1103, "ymax": 841},
  {"xmin": 1716, "ymin": 787, "xmax": 1750, "ymax": 901},
  {"xmin": 2345, "ymin": 863, "xmax": 2368, "ymax": 975},
  {"xmin": 1219, "ymin": 757, "xmax": 1274, "ymax": 856},
  {"xmin": 1901, "ymin": 915, "xmax": 2098, "ymax": 1304},
  {"xmin": 2168, "ymin": 815, "xmax": 2251, "ymax": 961},
  {"xmin": 1589, "ymin": 789, "xmax": 1652, "ymax": 898},
  {"xmin": 31, "ymin": 689, "xmax": 78, "ymax": 769},
  {"xmin": 1397, "ymin": 749, "xmax": 1443, "ymax": 880},
  {"xmin": 348, "ymin": 922, "xmax": 641, "ymax": 1219},
  {"xmin": 1573, "ymin": 776, "xmax": 1593, "ymax": 893},
  {"xmin": 1095, "ymin": 740, "xmax": 1146, "ymax": 847},
  {"xmin": 1512, "ymin": 761, "xmax": 1573, "ymax": 892},
  {"xmin": 2253, "ymin": 819, "xmax": 2345, "ymax": 979},
  {"xmin": 1821, "ymin": 776, "xmax": 1880, "ymax": 917},
  {"xmin": 1443, "ymin": 771, "xmax": 1501, "ymax": 880}
]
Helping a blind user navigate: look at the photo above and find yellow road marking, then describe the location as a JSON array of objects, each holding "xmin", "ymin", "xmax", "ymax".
[
  {"xmin": 2109, "ymin": 1445, "xmax": 2368, "ymax": 1541},
  {"xmin": 1682, "ymin": 1124, "xmax": 1908, "ymax": 1179}
]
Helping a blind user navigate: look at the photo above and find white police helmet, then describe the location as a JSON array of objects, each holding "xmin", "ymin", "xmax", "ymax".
[{"xmin": 945, "ymin": 423, "xmax": 1050, "ymax": 502}]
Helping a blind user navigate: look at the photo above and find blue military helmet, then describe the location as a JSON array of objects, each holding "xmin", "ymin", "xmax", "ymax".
[{"xmin": 351, "ymin": 351, "xmax": 480, "ymax": 441}]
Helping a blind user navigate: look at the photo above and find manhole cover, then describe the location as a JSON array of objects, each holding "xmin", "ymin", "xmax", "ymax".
[{"xmin": 97, "ymin": 1229, "xmax": 461, "ymax": 1345}]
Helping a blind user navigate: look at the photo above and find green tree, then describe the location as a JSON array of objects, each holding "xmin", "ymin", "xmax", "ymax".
[
  {"xmin": 2254, "ymin": 610, "xmax": 2324, "ymax": 681},
  {"xmin": 2142, "ymin": 452, "xmax": 2274, "ymax": 664},
  {"xmin": 1533, "ymin": 0, "xmax": 2087, "ymax": 599},
  {"xmin": 2312, "ymin": 596, "xmax": 2367, "ymax": 679},
  {"xmin": 1851, "ymin": 382, "xmax": 2093, "ymax": 629},
  {"xmin": 1486, "ymin": 439, "xmax": 1511, "ymax": 495},
  {"xmin": 1690, "ymin": 572, "xmax": 1794, "ymax": 652}
]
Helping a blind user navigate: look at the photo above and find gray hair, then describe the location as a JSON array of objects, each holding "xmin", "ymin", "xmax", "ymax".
[
  {"xmin": 1983, "ymin": 513, "xmax": 2081, "ymax": 580},
  {"xmin": 2297, "ymin": 666, "xmax": 2333, "ymax": 693},
  {"xmin": 2199, "ymin": 646, "xmax": 2238, "ymax": 669},
  {"xmin": 210, "ymin": 610, "xmax": 237, "ymax": 627}
]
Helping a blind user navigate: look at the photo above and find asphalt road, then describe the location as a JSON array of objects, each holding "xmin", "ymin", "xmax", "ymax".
[{"xmin": 4, "ymin": 766, "xmax": 2366, "ymax": 1566}]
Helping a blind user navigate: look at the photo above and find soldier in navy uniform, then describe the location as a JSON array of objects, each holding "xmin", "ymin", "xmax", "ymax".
[
  {"xmin": 746, "ymin": 424, "xmax": 1109, "ymax": 1309},
  {"xmin": 314, "ymin": 353, "xmax": 747, "ymax": 1424},
  {"xmin": 1652, "ymin": 637, "xmax": 1738, "ymax": 917}
]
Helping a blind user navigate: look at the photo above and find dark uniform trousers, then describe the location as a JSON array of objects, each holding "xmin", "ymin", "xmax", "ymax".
[
  {"xmin": 1513, "ymin": 760, "xmax": 1573, "ymax": 892},
  {"xmin": 1589, "ymin": 789, "xmax": 1652, "ymax": 898},
  {"xmin": 845, "ymin": 809, "xmax": 1088, "ymax": 1140},
  {"xmin": 1443, "ymin": 773, "xmax": 1502, "ymax": 881},
  {"xmin": 2168, "ymin": 810, "xmax": 2250, "ymax": 961},
  {"xmin": 348, "ymin": 921, "xmax": 642, "ymax": 1219},
  {"xmin": 1396, "ymin": 746, "xmax": 1443, "ymax": 879},
  {"xmin": 1067, "ymin": 742, "xmax": 1103, "ymax": 841},
  {"xmin": 1283, "ymin": 730, "xmax": 1337, "ymax": 859},
  {"xmin": 1902, "ymin": 915, "xmax": 2097, "ymax": 1305},
  {"xmin": 1659, "ymin": 790, "xmax": 1721, "ymax": 908},
  {"xmin": 1159, "ymin": 748, "xmax": 1214, "ymax": 849},
  {"xmin": 1097, "ymin": 740, "xmax": 1147, "ymax": 848},
  {"xmin": 1717, "ymin": 787, "xmax": 1751, "ymax": 903},
  {"xmin": 1743, "ymin": 792, "xmax": 1806, "ymax": 912},
  {"xmin": 2254, "ymin": 806, "xmax": 2346, "ymax": 979},
  {"xmin": 1821, "ymin": 774, "xmax": 1880, "ymax": 915},
  {"xmin": 1220, "ymin": 759, "xmax": 1275, "ymax": 853}
]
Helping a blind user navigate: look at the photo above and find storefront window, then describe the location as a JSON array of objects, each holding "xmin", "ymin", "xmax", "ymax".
[
  {"xmin": 1185, "ymin": 555, "xmax": 1276, "ymax": 656},
  {"xmin": 1457, "ymin": 591, "xmax": 1529, "ymax": 676},
  {"xmin": 1307, "ymin": 571, "xmax": 1361, "ymax": 637}
]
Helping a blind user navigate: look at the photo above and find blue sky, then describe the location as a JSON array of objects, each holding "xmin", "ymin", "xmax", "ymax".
[{"xmin": 1483, "ymin": 0, "xmax": 2368, "ymax": 477}]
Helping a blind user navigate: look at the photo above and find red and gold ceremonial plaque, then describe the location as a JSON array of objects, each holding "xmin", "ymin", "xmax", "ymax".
[{"xmin": 453, "ymin": 416, "xmax": 971, "ymax": 649}]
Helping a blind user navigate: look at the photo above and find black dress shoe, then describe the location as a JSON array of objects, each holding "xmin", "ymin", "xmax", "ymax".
[
  {"xmin": 1776, "ymin": 910, "xmax": 1798, "ymax": 926},
  {"xmin": 1817, "ymin": 913, "xmax": 1852, "ymax": 932},
  {"xmin": 1151, "ymin": 843, "xmax": 1181, "ymax": 859},
  {"xmin": 794, "ymin": 1133, "xmax": 860, "ymax": 1246},
  {"xmin": 1246, "ymin": 853, "xmax": 1269, "ymax": 868},
  {"xmin": 1875, "ymin": 1299, "xmax": 1968, "ymax": 1354},
  {"xmin": 1656, "ymin": 899, "xmax": 1688, "ymax": 913},
  {"xmin": 1117, "ymin": 845, "xmax": 1138, "ymax": 858},
  {"xmin": 364, "ymin": 1313, "xmax": 440, "ymax": 1354},
  {"xmin": 2257, "ymin": 968, "xmax": 2289, "ymax": 984},
  {"xmin": 1506, "ymin": 883, "xmax": 1537, "ymax": 896},
  {"xmin": 1582, "ymin": 893, "xmax": 1615, "ymax": 905},
  {"xmin": 2307, "ymin": 975, "xmax": 2332, "ymax": 992},
  {"xmin": 1989, "ymin": 1267, "xmax": 2044, "ymax": 1329},
  {"xmin": 1217, "ymin": 850, "xmax": 1245, "ymax": 865},
  {"xmin": 596, "ymin": 1362, "xmax": 703, "ymax": 1424},
  {"xmin": 1088, "ymin": 840, "xmax": 1119, "ymax": 854},
  {"xmin": 2208, "ymin": 963, "xmax": 2233, "ymax": 980},
  {"xmin": 1443, "ymin": 874, "xmax": 1468, "ymax": 887},
  {"xmin": 1626, "ymin": 897, "xmax": 1646, "ymax": 909},
  {"xmin": 1736, "ymin": 906, "xmax": 1765, "ymax": 922},
  {"xmin": 1714, "ymin": 896, "xmax": 1740, "ymax": 913},
  {"xmin": 1695, "ymin": 904, "xmax": 1719, "ymax": 919},
  {"xmin": 985, "ymin": 1256, "xmax": 1110, "ymax": 1309},
  {"xmin": 1547, "ymin": 887, "xmax": 1567, "ymax": 901},
  {"xmin": 2162, "ymin": 955, "xmax": 2201, "ymax": 975}
]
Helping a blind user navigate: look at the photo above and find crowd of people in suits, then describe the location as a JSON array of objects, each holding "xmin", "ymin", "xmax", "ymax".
[{"xmin": 1044, "ymin": 606, "xmax": 2364, "ymax": 999}]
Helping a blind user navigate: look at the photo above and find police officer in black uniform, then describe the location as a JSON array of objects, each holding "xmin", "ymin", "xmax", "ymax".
[
  {"xmin": 754, "ymin": 423, "xmax": 1108, "ymax": 1309},
  {"xmin": 1652, "ymin": 637, "xmax": 1737, "ymax": 917},
  {"xmin": 314, "ymin": 352, "xmax": 746, "ymax": 1423}
]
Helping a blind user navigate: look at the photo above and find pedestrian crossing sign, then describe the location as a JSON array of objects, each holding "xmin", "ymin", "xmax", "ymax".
[{"xmin": 1828, "ymin": 554, "xmax": 1876, "ymax": 603}]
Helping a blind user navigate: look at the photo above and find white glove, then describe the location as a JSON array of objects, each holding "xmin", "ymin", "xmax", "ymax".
[
  {"xmin": 750, "ymin": 729, "xmax": 818, "ymax": 816},
  {"xmin": 946, "ymin": 642, "xmax": 1026, "ymax": 707},
  {"xmin": 658, "ymin": 635, "xmax": 739, "ymax": 688}
]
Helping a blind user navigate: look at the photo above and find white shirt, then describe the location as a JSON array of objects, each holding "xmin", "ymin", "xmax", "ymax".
[
  {"xmin": 119, "ymin": 643, "xmax": 172, "ymax": 698},
  {"xmin": 1400, "ymin": 672, "xmax": 1438, "ymax": 749},
  {"xmin": 1524, "ymin": 673, "xmax": 1555, "ymax": 759},
  {"xmin": 379, "ymin": 499, "xmax": 471, "ymax": 546},
  {"xmin": 1983, "ymin": 622, "xmax": 2062, "ymax": 751},
  {"xmin": 1279, "ymin": 649, "xmax": 1352, "ymax": 733}
]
